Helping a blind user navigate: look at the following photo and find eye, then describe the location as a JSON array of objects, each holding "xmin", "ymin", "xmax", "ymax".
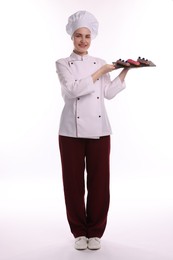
[
  {"xmin": 86, "ymin": 35, "xmax": 91, "ymax": 38},
  {"xmin": 74, "ymin": 34, "xmax": 81, "ymax": 38}
]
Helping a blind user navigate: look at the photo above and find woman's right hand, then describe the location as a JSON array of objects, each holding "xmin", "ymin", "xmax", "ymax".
[
  {"xmin": 100, "ymin": 64, "xmax": 116, "ymax": 74},
  {"xmin": 92, "ymin": 63, "xmax": 121, "ymax": 83}
]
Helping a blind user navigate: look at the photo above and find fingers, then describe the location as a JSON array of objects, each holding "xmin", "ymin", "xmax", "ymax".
[{"xmin": 107, "ymin": 64, "xmax": 116, "ymax": 72}]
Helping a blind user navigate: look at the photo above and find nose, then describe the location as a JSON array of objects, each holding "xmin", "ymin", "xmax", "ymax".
[{"xmin": 80, "ymin": 36, "xmax": 86, "ymax": 42}]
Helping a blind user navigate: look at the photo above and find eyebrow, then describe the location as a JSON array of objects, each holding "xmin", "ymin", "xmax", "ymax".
[{"xmin": 75, "ymin": 33, "xmax": 91, "ymax": 36}]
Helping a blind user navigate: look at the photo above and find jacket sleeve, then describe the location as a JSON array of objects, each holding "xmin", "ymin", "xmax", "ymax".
[
  {"xmin": 55, "ymin": 59, "xmax": 95, "ymax": 99},
  {"xmin": 104, "ymin": 72, "xmax": 126, "ymax": 100}
]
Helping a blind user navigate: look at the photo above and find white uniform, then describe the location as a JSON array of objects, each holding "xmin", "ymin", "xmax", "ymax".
[{"xmin": 56, "ymin": 52, "xmax": 126, "ymax": 138}]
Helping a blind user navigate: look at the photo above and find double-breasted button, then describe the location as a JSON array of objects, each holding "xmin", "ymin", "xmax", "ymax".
[
  {"xmin": 94, "ymin": 62, "xmax": 96, "ymax": 64},
  {"xmin": 71, "ymin": 62, "xmax": 73, "ymax": 65},
  {"xmin": 77, "ymin": 116, "xmax": 80, "ymax": 119},
  {"xmin": 77, "ymin": 98, "xmax": 80, "ymax": 100},
  {"xmin": 99, "ymin": 115, "xmax": 101, "ymax": 118},
  {"xmin": 97, "ymin": 97, "xmax": 100, "ymax": 99}
]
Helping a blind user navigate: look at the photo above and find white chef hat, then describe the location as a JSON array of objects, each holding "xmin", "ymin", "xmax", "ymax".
[{"xmin": 66, "ymin": 10, "xmax": 99, "ymax": 39}]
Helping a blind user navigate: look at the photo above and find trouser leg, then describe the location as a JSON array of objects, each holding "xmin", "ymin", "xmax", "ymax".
[
  {"xmin": 86, "ymin": 136, "xmax": 110, "ymax": 238},
  {"xmin": 59, "ymin": 135, "xmax": 87, "ymax": 238}
]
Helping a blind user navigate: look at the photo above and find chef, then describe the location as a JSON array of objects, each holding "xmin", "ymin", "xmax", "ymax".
[{"xmin": 55, "ymin": 10, "xmax": 130, "ymax": 250}]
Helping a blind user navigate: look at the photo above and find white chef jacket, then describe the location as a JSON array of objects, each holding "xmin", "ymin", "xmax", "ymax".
[{"xmin": 55, "ymin": 52, "xmax": 126, "ymax": 138}]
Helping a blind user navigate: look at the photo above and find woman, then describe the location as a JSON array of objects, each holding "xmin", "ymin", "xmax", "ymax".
[{"xmin": 55, "ymin": 10, "xmax": 130, "ymax": 250}]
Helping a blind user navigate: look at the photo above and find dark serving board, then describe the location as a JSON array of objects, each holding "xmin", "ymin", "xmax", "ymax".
[{"xmin": 112, "ymin": 57, "xmax": 156, "ymax": 69}]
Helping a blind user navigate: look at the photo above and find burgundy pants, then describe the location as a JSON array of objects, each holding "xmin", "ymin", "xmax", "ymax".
[{"xmin": 59, "ymin": 135, "xmax": 110, "ymax": 238}]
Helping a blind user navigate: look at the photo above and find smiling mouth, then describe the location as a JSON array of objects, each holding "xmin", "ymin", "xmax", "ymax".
[{"xmin": 79, "ymin": 44, "xmax": 87, "ymax": 47}]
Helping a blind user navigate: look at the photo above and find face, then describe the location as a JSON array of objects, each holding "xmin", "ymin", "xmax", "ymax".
[{"xmin": 72, "ymin": 27, "xmax": 91, "ymax": 55}]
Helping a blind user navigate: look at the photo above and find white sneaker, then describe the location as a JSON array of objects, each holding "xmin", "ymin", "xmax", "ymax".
[
  {"xmin": 75, "ymin": 236, "xmax": 88, "ymax": 250},
  {"xmin": 88, "ymin": 237, "xmax": 101, "ymax": 250}
]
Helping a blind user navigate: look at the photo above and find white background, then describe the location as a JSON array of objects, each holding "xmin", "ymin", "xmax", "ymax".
[{"xmin": 0, "ymin": 0, "xmax": 173, "ymax": 259}]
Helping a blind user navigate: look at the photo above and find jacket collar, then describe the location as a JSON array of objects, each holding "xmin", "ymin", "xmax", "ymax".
[{"xmin": 70, "ymin": 52, "xmax": 89, "ymax": 61}]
